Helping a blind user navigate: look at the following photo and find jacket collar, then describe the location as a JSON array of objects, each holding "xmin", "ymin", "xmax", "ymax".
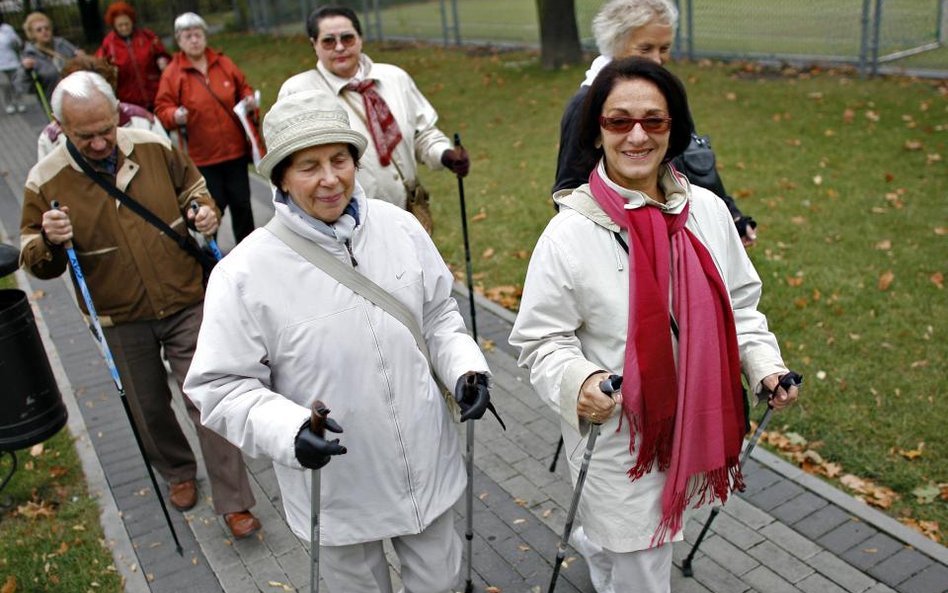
[
  {"xmin": 273, "ymin": 181, "xmax": 369, "ymax": 249},
  {"xmin": 554, "ymin": 162, "xmax": 691, "ymax": 230},
  {"xmin": 63, "ymin": 128, "xmax": 141, "ymax": 192},
  {"xmin": 315, "ymin": 54, "xmax": 374, "ymax": 94}
]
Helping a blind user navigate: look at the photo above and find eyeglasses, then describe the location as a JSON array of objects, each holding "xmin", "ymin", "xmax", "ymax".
[
  {"xmin": 599, "ymin": 115, "xmax": 672, "ymax": 134},
  {"xmin": 33, "ymin": 25, "xmax": 51, "ymax": 32},
  {"xmin": 318, "ymin": 33, "xmax": 358, "ymax": 50}
]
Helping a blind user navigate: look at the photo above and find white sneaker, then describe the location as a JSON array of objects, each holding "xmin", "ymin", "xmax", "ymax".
[
  {"xmin": 4, "ymin": 105, "xmax": 14, "ymax": 115},
  {"xmin": 16, "ymin": 104, "xmax": 26, "ymax": 113}
]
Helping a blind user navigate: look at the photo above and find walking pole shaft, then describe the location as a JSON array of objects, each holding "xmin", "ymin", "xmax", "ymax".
[
  {"xmin": 682, "ymin": 371, "xmax": 802, "ymax": 577},
  {"xmin": 454, "ymin": 133, "xmax": 476, "ymax": 593},
  {"xmin": 30, "ymin": 69, "xmax": 53, "ymax": 122},
  {"xmin": 309, "ymin": 402, "xmax": 330, "ymax": 593},
  {"xmin": 548, "ymin": 375, "xmax": 621, "ymax": 593},
  {"xmin": 52, "ymin": 202, "xmax": 183, "ymax": 555}
]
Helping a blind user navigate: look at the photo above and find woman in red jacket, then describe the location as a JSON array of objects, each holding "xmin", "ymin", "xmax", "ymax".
[
  {"xmin": 95, "ymin": 2, "xmax": 169, "ymax": 110},
  {"xmin": 155, "ymin": 12, "xmax": 257, "ymax": 245}
]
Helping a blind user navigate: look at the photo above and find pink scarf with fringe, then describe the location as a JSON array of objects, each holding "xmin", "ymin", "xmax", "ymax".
[{"xmin": 589, "ymin": 167, "xmax": 746, "ymax": 544}]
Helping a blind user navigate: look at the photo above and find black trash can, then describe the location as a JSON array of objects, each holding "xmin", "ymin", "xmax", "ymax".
[{"xmin": 0, "ymin": 288, "xmax": 67, "ymax": 451}]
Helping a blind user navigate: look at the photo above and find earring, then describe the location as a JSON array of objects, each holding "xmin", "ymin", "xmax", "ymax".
[{"xmin": 594, "ymin": 137, "xmax": 602, "ymax": 149}]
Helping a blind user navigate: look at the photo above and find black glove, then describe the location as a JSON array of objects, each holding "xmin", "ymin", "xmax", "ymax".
[
  {"xmin": 294, "ymin": 412, "xmax": 346, "ymax": 470},
  {"xmin": 441, "ymin": 148, "xmax": 470, "ymax": 177},
  {"xmin": 734, "ymin": 215, "xmax": 757, "ymax": 240},
  {"xmin": 454, "ymin": 372, "xmax": 506, "ymax": 429}
]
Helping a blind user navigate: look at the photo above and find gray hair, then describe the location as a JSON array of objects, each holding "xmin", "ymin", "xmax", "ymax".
[
  {"xmin": 592, "ymin": 0, "xmax": 679, "ymax": 57},
  {"xmin": 51, "ymin": 71, "xmax": 118, "ymax": 121},
  {"xmin": 174, "ymin": 12, "xmax": 208, "ymax": 36}
]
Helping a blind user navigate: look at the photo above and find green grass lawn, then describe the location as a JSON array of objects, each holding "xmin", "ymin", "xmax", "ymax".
[{"xmin": 224, "ymin": 32, "xmax": 947, "ymax": 538}]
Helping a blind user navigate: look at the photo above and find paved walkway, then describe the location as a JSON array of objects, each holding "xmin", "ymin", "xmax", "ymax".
[{"xmin": 1, "ymin": 108, "xmax": 945, "ymax": 593}]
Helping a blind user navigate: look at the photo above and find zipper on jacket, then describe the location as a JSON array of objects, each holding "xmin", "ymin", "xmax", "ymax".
[{"xmin": 345, "ymin": 239, "xmax": 358, "ymax": 267}]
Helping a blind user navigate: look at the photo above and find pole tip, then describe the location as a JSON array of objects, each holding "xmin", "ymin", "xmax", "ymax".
[
  {"xmin": 681, "ymin": 558, "xmax": 694, "ymax": 577},
  {"xmin": 175, "ymin": 544, "xmax": 184, "ymax": 557}
]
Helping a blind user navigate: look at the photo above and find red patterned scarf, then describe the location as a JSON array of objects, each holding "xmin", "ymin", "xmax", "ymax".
[
  {"xmin": 345, "ymin": 79, "xmax": 402, "ymax": 166},
  {"xmin": 589, "ymin": 166, "xmax": 746, "ymax": 544}
]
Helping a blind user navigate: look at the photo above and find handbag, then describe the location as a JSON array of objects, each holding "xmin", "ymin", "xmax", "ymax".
[
  {"xmin": 65, "ymin": 140, "xmax": 217, "ymax": 284},
  {"xmin": 264, "ymin": 217, "xmax": 459, "ymax": 419}
]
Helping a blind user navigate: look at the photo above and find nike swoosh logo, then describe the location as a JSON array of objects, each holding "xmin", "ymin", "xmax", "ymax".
[{"xmin": 396, "ymin": 271, "xmax": 406, "ymax": 279}]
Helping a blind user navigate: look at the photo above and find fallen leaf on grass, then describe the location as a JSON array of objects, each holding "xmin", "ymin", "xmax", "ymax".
[
  {"xmin": 481, "ymin": 248, "xmax": 495, "ymax": 260},
  {"xmin": 29, "ymin": 443, "xmax": 44, "ymax": 457},
  {"xmin": 930, "ymin": 273, "xmax": 943, "ymax": 289},
  {"xmin": 899, "ymin": 518, "xmax": 941, "ymax": 543},
  {"xmin": 878, "ymin": 270, "xmax": 894, "ymax": 291},
  {"xmin": 865, "ymin": 110, "xmax": 880, "ymax": 122},
  {"xmin": 903, "ymin": 140, "xmax": 923, "ymax": 151},
  {"xmin": 49, "ymin": 466, "xmax": 68, "ymax": 478},
  {"xmin": 927, "ymin": 153, "xmax": 942, "ymax": 165},
  {"xmin": 16, "ymin": 499, "xmax": 56, "ymax": 520},
  {"xmin": 1, "ymin": 575, "xmax": 15, "ymax": 593},
  {"xmin": 912, "ymin": 482, "xmax": 940, "ymax": 504},
  {"xmin": 874, "ymin": 239, "xmax": 892, "ymax": 250},
  {"xmin": 894, "ymin": 442, "xmax": 925, "ymax": 460},
  {"xmin": 471, "ymin": 210, "xmax": 488, "ymax": 223}
]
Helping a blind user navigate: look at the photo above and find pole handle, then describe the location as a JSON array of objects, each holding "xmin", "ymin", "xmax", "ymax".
[
  {"xmin": 49, "ymin": 200, "xmax": 73, "ymax": 249},
  {"xmin": 310, "ymin": 400, "xmax": 329, "ymax": 436},
  {"xmin": 599, "ymin": 374, "xmax": 622, "ymax": 395}
]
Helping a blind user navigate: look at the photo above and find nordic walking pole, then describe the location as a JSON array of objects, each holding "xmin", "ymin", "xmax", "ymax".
[
  {"xmin": 50, "ymin": 200, "xmax": 183, "ymax": 556},
  {"xmin": 309, "ymin": 401, "xmax": 330, "ymax": 593},
  {"xmin": 548, "ymin": 374, "xmax": 622, "ymax": 593},
  {"xmin": 681, "ymin": 371, "xmax": 803, "ymax": 577},
  {"xmin": 190, "ymin": 201, "xmax": 223, "ymax": 260},
  {"xmin": 454, "ymin": 132, "xmax": 477, "ymax": 593},
  {"xmin": 29, "ymin": 69, "xmax": 53, "ymax": 122}
]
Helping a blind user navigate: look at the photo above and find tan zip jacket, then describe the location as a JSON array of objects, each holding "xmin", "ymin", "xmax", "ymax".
[{"xmin": 20, "ymin": 128, "xmax": 218, "ymax": 326}]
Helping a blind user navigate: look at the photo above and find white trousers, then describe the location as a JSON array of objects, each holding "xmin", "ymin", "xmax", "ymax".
[
  {"xmin": 571, "ymin": 526, "xmax": 672, "ymax": 593},
  {"xmin": 321, "ymin": 508, "xmax": 462, "ymax": 593}
]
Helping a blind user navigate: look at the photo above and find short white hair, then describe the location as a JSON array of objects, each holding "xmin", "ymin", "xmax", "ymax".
[
  {"xmin": 174, "ymin": 12, "xmax": 207, "ymax": 36},
  {"xmin": 51, "ymin": 71, "xmax": 118, "ymax": 121},
  {"xmin": 592, "ymin": 0, "xmax": 679, "ymax": 57}
]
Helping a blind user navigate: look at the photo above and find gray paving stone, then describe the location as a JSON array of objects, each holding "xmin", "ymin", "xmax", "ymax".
[
  {"xmin": 760, "ymin": 521, "xmax": 822, "ymax": 561},
  {"xmin": 512, "ymin": 453, "xmax": 560, "ymax": 490},
  {"xmin": 742, "ymin": 565, "xmax": 801, "ymax": 593},
  {"xmin": 709, "ymin": 511, "xmax": 766, "ymax": 550},
  {"xmin": 499, "ymin": 473, "xmax": 550, "ymax": 512},
  {"xmin": 721, "ymin": 494, "xmax": 775, "ymax": 531},
  {"xmin": 690, "ymin": 555, "xmax": 753, "ymax": 593},
  {"xmin": 839, "ymin": 532, "xmax": 905, "ymax": 571},
  {"xmin": 739, "ymin": 462, "xmax": 782, "ymax": 497},
  {"xmin": 797, "ymin": 572, "xmax": 850, "ymax": 593},
  {"xmin": 793, "ymin": 504, "xmax": 853, "ymax": 540},
  {"xmin": 807, "ymin": 550, "xmax": 878, "ymax": 593},
  {"xmin": 769, "ymin": 491, "xmax": 829, "ymax": 525},
  {"xmin": 747, "ymin": 478, "xmax": 806, "ymax": 512},
  {"xmin": 862, "ymin": 584, "xmax": 898, "ymax": 593},
  {"xmin": 246, "ymin": 555, "xmax": 293, "ymax": 592},
  {"xmin": 818, "ymin": 519, "xmax": 879, "ymax": 555},
  {"xmin": 475, "ymin": 447, "xmax": 519, "ymax": 483},
  {"xmin": 275, "ymin": 546, "xmax": 311, "ymax": 591},
  {"xmin": 670, "ymin": 568, "xmax": 715, "ymax": 593},
  {"xmin": 699, "ymin": 534, "xmax": 760, "ymax": 576},
  {"xmin": 898, "ymin": 562, "xmax": 948, "ymax": 593},
  {"xmin": 747, "ymin": 540, "xmax": 815, "ymax": 583},
  {"xmin": 866, "ymin": 548, "xmax": 936, "ymax": 589}
]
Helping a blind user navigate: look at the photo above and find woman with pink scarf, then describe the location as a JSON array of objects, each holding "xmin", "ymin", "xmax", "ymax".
[{"xmin": 509, "ymin": 57, "xmax": 799, "ymax": 593}]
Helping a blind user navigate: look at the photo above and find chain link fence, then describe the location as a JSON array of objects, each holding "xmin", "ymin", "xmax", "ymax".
[{"xmin": 1, "ymin": 0, "xmax": 945, "ymax": 77}]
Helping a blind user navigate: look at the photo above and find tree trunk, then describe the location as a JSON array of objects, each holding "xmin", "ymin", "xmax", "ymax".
[
  {"xmin": 536, "ymin": 0, "xmax": 583, "ymax": 70},
  {"xmin": 77, "ymin": 0, "xmax": 103, "ymax": 45}
]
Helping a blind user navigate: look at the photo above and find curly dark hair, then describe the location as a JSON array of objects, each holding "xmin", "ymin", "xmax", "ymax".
[{"xmin": 306, "ymin": 6, "xmax": 362, "ymax": 39}]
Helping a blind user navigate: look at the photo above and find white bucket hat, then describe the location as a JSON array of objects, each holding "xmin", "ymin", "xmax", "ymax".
[{"xmin": 256, "ymin": 90, "xmax": 368, "ymax": 180}]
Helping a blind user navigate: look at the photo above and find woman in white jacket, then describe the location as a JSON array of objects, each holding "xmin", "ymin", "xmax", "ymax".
[
  {"xmin": 185, "ymin": 90, "xmax": 497, "ymax": 593},
  {"xmin": 509, "ymin": 58, "xmax": 799, "ymax": 593}
]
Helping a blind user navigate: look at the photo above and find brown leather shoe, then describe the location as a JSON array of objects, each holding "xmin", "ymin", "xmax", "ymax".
[
  {"xmin": 168, "ymin": 479, "xmax": 197, "ymax": 511},
  {"xmin": 224, "ymin": 511, "xmax": 261, "ymax": 539}
]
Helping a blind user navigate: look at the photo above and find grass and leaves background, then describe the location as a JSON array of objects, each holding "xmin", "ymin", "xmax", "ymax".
[{"xmin": 1, "ymin": 28, "xmax": 944, "ymax": 591}]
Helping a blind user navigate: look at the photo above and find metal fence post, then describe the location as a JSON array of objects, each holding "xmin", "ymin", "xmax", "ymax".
[
  {"xmin": 859, "ymin": 0, "xmax": 871, "ymax": 78},
  {"xmin": 871, "ymin": 0, "xmax": 883, "ymax": 77},
  {"xmin": 686, "ymin": 0, "xmax": 694, "ymax": 60},
  {"xmin": 937, "ymin": 0, "xmax": 945, "ymax": 43}
]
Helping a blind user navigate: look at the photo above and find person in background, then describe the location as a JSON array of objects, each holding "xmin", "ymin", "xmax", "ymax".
[
  {"xmin": 15, "ymin": 12, "xmax": 81, "ymax": 105},
  {"xmin": 155, "ymin": 12, "xmax": 257, "ymax": 245},
  {"xmin": 37, "ymin": 55, "xmax": 167, "ymax": 160},
  {"xmin": 553, "ymin": 0, "xmax": 758, "ymax": 246},
  {"xmin": 96, "ymin": 1, "xmax": 170, "ymax": 111},
  {"xmin": 20, "ymin": 71, "xmax": 262, "ymax": 540},
  {"xmin": 278, "ymin": 5, "xmax": 469, "ymax": 227},
  {"xmin": 185, "ymin": 90, "xmax": 498, "ymax": 592},
  {"xmin": 0, "ymin": 12, "xmax": 27, "ymax": 114},
  {"xmin": 511, "ymin": 58, "xmax": 798, "ymax": 593}
]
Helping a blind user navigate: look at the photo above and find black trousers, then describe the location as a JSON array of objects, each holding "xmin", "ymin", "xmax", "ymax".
[{"xmin": 198, "ymin": 157, "xmax": 255, "ymax": 244}]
